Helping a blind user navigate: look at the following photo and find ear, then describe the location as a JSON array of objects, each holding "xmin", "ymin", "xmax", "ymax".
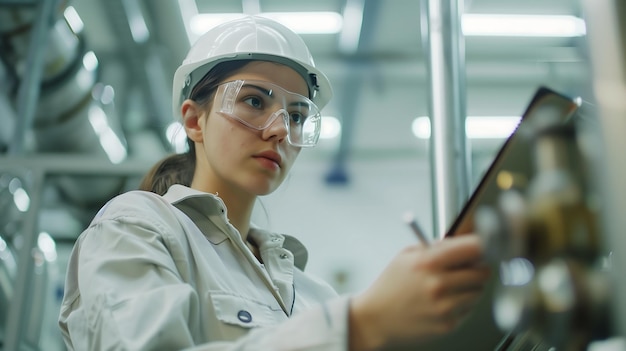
[{"xmin": 181, "ymin": 99, "xmax": 204, "ymax": 143}]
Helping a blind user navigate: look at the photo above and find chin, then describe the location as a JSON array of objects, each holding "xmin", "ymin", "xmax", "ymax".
[
  {"xmin": 247, "ymin": 175, "xmax": 285, "ymax": 196},
  {"xmin": 247, "ymin": 182, "xmax": 279, "ymax": 196},
  {"xmin": 255, "ymin": 185, "xmax": 279, "ymax": 196}
]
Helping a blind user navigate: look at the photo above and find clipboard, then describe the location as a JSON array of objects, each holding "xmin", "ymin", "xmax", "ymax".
[{"xmin": 445, "ymin": 87, "xmax": 581, "ymax": 238}]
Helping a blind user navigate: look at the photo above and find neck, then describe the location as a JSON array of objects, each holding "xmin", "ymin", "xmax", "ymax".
[
  {"xmin": 219, "ymin": 188, "xmax": 255, "ymax": 241},
  {"xmin": 190, "ymin": 147, "xmax": 258, "ymax": 241},
  {"xmin": 190, "ymin": 180, "xmax": 255, "ymax": 241}
]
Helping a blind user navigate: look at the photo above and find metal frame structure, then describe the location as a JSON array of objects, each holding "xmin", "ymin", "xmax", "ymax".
[
  {"xmin": 1, "ymin": 156, "xmax": 150, "ymax": 350},
  {"xmin": 2, "ymin": 0, "xmax": 62, "ymax": 349},
  {"xmin": 0, "ymin": 0, "xmax": 180, "ymax": 349}
]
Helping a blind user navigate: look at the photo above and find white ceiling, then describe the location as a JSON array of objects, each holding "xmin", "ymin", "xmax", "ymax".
[{"xmin": 68, "ymin": 0, "xmax": 590, "ymax": 164}]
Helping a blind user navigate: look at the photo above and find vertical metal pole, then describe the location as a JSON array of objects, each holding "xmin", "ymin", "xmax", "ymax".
[
  {"xmin": 4, "ymin": 1, "xmax": 59, "ymax": 349},
  {"xmin": 582, "ymin": 0, "xmax": 626, "ymax": 339},
  {"xmin": 422, "ymin": 0, "xmax": 470, "ymax": 238},
  {"xmin": 3, "ymin": 170, "xmax": 45, "ymax": 350},
  {"xmin": 7, "ymin": 0, "xmax": 60, "ymax": 155}
]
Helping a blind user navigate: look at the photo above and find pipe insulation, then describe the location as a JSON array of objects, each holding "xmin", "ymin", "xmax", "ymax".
[{"xmin": 0, "ymin": 1, "xmax": 128, "ymax": 206}]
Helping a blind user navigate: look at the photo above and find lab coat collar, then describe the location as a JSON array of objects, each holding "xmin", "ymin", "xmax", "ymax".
[
  {"xmin": 248, "ymin": 226, "xmax": 309, "ymax": 270},
  {"xmin": 162, "ymin": 184, "xmax": 309, "ymax": 271}
]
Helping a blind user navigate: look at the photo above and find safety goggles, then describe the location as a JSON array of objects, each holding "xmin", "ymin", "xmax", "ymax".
[{"xmin": 214, "ymin": 80, "xmax": 322, "ymax": 147}]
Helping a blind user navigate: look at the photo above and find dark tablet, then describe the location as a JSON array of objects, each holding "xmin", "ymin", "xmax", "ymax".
[{"xmin": 445, "ymin": 86, "xmax": 581, "ymax": 237}]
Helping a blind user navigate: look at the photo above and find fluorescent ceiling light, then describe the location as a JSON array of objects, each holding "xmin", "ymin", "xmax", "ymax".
[
  {"xmin": 338, "ymin": 0, "xmax": 364, "ymax": 54},
  {"xmin": 37, "ymin": 232, "xmax": 58, "ymax": 262},
  {"xmin": 12, "ymin": 186, "xmax": 30, "ymax": 212},
  {"xmin": 82, "ymin": 51, "xmax": 98, "ymax": 72},
  {"xmin": 178, "ymin": 0, "xmax": 200, "ymax": 43},
  {"xmin": 88, "ymin": 105, "xmax": 128, "ymax": 164},
  {"xmin": 412, "ymin": 116, "xmax": 522, "ymax": 139},
  {"xmin": 463, "ymin": 14, "xmax": 586, "ymax": 37},
  {"xmin": 320, "ymin": 116, "xmax": 342, "ymax": 139},
  {"xmin": 121, "ymin": 0, "xmax": 150, "ymax": 43},
  {"xmin": 166, "ymin": 122, "xmax": 189, "ymax": 154},
  {"xmin": 190, "ymin": 12, "xmax": 343, "ymax": 36},
  {"xmin": 64, "ymin": 6, "xmax": 84, "ymax": 33}
]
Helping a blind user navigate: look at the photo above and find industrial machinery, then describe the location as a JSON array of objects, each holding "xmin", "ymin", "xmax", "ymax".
[
  {"xmin": 474, "ymin": 90, "xmax": 614, "ymax": 351},
  {"xmin": 478, "ymin": 0, "xmax": 626, "ymax": 348}
]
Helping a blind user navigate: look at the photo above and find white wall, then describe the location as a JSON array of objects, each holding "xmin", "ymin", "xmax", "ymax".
[{"xmin": 254, "ymin": 155, "xmax": 434, "ymax": 294}]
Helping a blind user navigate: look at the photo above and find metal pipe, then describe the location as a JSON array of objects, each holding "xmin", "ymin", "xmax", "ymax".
[
  {"xmin": 105, "ymin": 0, "xmax": 175, "ymax": 147},
  {"xmin": 422, "ymin": 0, "xmax": 470, "ymax": 238},
  {"xmin": 3, "ymin": 169, "xmax": 45, "ymax": 350},
  {"xmin": 581, "ymin": 0, "xmax": 626, "ymax": 339},
  {"xmin": 1, "ymin": 0, "xmax": 129, "ymax": 205},
  {"xmin": 6, "ymin": 0, "xmax": 61, "ymax": 155},
  {"xmin": 0, "ymin": 91, "xmax": 16, "ymax": 152},
  {"xmin": 325, "ymin": 0, "xmax": 380, "ymax": 185},
  {"xmin": 0, "ymin": 0, "xmax": 37, "ymax": 5}
]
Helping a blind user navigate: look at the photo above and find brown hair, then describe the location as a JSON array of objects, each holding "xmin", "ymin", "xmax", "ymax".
[{"xmin": 139, "ymin": 60, "xmax": 252, "ymax": 195}]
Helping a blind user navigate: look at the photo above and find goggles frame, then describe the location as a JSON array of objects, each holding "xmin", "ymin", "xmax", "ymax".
[{"xmin": 214, "ymin": 80, "xmax": 322, "ymax": 147}]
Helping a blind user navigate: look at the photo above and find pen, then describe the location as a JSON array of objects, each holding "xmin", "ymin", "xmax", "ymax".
[{"xmin": 403, "ymin": 212, "xmax": 431, "ymax": 246}]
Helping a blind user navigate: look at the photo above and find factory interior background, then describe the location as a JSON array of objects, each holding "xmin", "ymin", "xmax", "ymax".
[{"xmin": 3, "ymin": 0, "xmax": 625, "ymax": 350}]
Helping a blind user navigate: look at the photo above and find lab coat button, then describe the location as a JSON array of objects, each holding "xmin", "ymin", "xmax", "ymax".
[
  {"xmin": 271, "ymin": 237, "xmax": 280, "ymax": 242},
  {"xmin": 237, "ymin": 310, "xmax": 252, "ymax": 323},
  {"xmin": 279, "ymin": 253, "xmax": 288, "ymax": 259}
]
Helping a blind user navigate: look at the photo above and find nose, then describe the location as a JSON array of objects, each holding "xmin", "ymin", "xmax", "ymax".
[{"xmin": 261, "ymin": 109, "xmax": 289, "ymax": 143}]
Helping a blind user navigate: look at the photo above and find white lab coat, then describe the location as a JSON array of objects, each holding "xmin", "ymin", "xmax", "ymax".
[{"xmin": 59, "ymin": 184, "xmax": 350, "ymax": 350}]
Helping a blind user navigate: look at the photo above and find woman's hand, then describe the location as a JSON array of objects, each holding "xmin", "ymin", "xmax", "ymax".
[{"xmin": 349, "ymin": 234, "xmax": 491, "ymax": 351}]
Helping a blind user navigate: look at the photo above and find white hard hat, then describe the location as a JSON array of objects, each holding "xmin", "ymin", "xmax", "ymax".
[{"xmin": 172, "ymin": 15, "xmax": 332, "ymax": 119}]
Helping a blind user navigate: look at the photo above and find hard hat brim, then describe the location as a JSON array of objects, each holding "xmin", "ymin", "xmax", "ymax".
[{"xmin": 172, "ymin": 53, "xmax": 332, "ymax": 120}]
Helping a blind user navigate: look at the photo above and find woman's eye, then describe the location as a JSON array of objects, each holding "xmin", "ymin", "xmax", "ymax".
[
  {"xmin": 290, "ymin": 112, "xmax": 305, "ymax": 124},
  {"xmin": 243, "ymin": 96, "xmax": 263, "ymax": 109}
]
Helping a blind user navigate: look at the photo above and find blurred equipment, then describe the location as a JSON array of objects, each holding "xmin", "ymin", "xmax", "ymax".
[
  {"xmin": 415, "ymin": 87, "xmax": 612, "ymax": 351},
  {"xmin": 472, "ymin": 88, "xmax": 614, "ymax": 350}
]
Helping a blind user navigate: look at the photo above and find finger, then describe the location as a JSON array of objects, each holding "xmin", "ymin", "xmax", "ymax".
[
  {"xmin": 427, "ymin": 235, "xmax": 485, "ymax": 269},
  {"xmin": 435, "ymin": 266, "xmax": 492, "ymax": 295},
  {"xmin": 435, "ymin": 289, "xmax": 485, "ymax": 321}
]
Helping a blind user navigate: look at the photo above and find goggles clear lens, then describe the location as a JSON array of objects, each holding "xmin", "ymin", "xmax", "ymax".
[{"xmin": 215, "ymin": 80, "xmax": 321, "ymax": 147}]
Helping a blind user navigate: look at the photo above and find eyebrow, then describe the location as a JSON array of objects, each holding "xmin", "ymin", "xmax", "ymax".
[
  {"xmin": 242, "ymin": 83, "xmax": 273, "ymax": 97},
  {"xmin": 289, "ymin": 101, "xmax": 310, "ymax": 109},
  {"xmin": 241, "ymin": 83, "xmax": 312, "ymax": 109}
]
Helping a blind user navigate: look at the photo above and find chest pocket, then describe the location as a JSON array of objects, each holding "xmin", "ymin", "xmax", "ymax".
[{"xmin": 210, "ymin": 292, "xmax": 285, "ymax": 329}]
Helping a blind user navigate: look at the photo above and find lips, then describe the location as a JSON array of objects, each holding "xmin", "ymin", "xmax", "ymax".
[{"xmin": 253, "ymin": 150, "xmax": 282, "ymax": 168}]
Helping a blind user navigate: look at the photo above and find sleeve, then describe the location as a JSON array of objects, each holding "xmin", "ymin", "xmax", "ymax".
[{"xmin": 60, "ymin": 202, "xmax": 351, "ymax": 351}]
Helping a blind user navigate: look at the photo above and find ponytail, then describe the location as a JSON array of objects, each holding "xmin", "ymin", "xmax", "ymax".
[{"xmin": 139, "ymin": 139, "xmax": 195, "ymax": 195}]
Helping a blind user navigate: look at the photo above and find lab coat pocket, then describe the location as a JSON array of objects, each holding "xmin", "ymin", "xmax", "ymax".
[{"xmin": 210, "ymin": 292, "xmax": 282, "ymax": 329}]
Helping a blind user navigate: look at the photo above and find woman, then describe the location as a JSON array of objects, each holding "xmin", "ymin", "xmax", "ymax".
[{"xmin": 59, "ymin": 16, "xmax": 490, "ymax": 351}]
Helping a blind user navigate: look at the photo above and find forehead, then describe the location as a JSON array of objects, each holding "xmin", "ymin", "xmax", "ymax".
[{"xmin": 224, "ymin": 61, "xmax": 309, "ymax": 98}]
